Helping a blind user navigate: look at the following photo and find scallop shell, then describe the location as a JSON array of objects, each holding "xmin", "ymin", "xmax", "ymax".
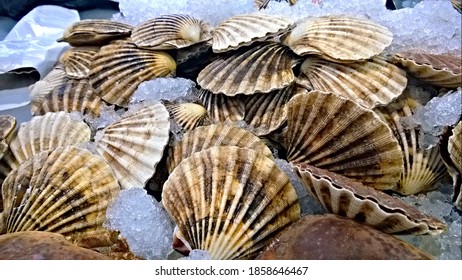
[
  {"xmin": 194, "ymin": 89, "xmax": 245, "ymax": 123},
  {"xmin": 197, "ymin": 42, "xmax": 295, "ymax": 96},
  {"xmin": 132, "ymin": 14, "xmax": 212, "ymax": 50},
  {"xmin": 32, "ymin": 79, "xmax": 102, "ymax": 117},
  {"xmin": 162, "ymin": 146, "xmax": 301, "ymax": 259},
  {"xmin": 300, "ymin": 56, "xmax": 408, "ymax": 109},
  {"xmin": 89, "ymin": 39, "xmax": 177, "ymax": 107},
  {"xmin": 95, "ymin": 103, "xmax": 170, "ymax": 190},
  {"xmin": 293, "ymin": 163, "xmax": 446, "ymax": 235},
  {"xmin": 167, "ymin": 123, "xmax": 273, "ymax": 173},
  {"xmin": 452, "ymin": 0, "xmax": 462, "ymax": 13},
  {"xmin": 8, "ymin": 112, "xmax": 91, "ymax": 164},
  {"xmin": 59, "ymin": 47, "xmax": 100, "ymax": 79},
  {"xmin": 57, "ymin": 19, "xmax": 133, "ymax": 46},
  {"xmin": 391, "ymin": 52, "xmax": 461, "ymax": 88},
  {"xmin": 0, "ymin": 115, "xmax": 16, "ymax": 161},
  {"xmin": 257, "ymin": 214, "xmax": 433, "ymax": 260},
  {"xmin": 285, "ymin": 91, "xmax": 404, "ymax": 190},
  {"xmin": 29, "ymin": 64, "xmax": 68, "ymax": 114},
  {"xmin": 283, "ymin": 15, "xmax": 393, "ymax": 62},
  {"xmin": 0, "ymin": 146, "xmax": 120, "ymax": 241},
  {"xmin": 164, "ymin": 101, "xmax": 208, "ymax": 131},
  {"xmin": 448, "ymin": 121, "xmax": 461, "ymax": 210},
  {"xmin": 211, "ymin": 13, "xmax": 294, "ymax": 53}
]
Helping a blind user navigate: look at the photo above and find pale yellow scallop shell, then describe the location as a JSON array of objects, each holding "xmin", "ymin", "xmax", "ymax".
[
  {"xmin": 448, "ymin": 121, "xmax": 461, "ymax": 210},
  {"xmin": 59, "ymin": 47, "xmax": 100, "ymax": 79},
  {"xmin": 194, "ymin": 89, "xmax": 245, "ymax": 123},
  {"xmin": 164, "ymin": 101, "xmax": 208, "ymax": 131},
  {"xmin": 29, "ymin": 64, "xmax": 68, "ymax": 114}
]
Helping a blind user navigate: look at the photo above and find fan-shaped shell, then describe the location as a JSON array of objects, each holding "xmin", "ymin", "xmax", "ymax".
[
  {"xmin": 448, "ymin": 121, "xmax": 461, "ymax": 210},
  {"xmin": 29, "ymin": 64, "xmax": 68, "ymax": 114},
  {"xmin": 8, "ymin": 112, "xmax": 91, "ymax": 164},
  {"xmin": 194, "ymin": 89, "xmax": 245, "ymax": 123},
  {"xmin": 300, "ymin": 56, "xmax": 408, "ymax": 109},
  {"xmin": 294, "ymin": 163, "xmax": 446, "ymax": 235},
  {"xmin": 59, "ymin": 47, "xmax": 100, "ymax": 79},
  {"xmin": 32, "ymin": 79, "xmax": 102, "ymax": 117},
  {"xmin": 0, "ymin": 115, "xmax": 16, "ymax": 161},
  {"xmin": 58, "ymin": 19, "xmax": 133, "ymax": 46},
  {"xmin": 95, "ymin": 103, "xmax": 170, "ymax": 190},
  {"xmin": 167, "ymin": 123, "xmax": 273, "ymax": 173},
  {"xmin": 283, "ymin": 15, "xmax": 393, "ymax": 62},
  {"xmin": 211, "ymin": 13, "xmax": 294, "ymax": 53},
  {"xmin": 197, "ymin": 42, "xmax": 295, "ymax": 96},
  {"xmin": 391, "ymin": 52, "xmax": 461, "ymax": 88},
  {"xmin": 132, "ymin": 14, "xmax": 212, "ymax": 50},
  {"xmin": 162, "ymin": 146, "xmax": 300, "ymax": 259},
  {"xmin": 452, "ymin": 0, "xmax": 462, "ymax": 13},
  {"xmin": 285, "ymin": 91, "xmax": 404, "ymax": 190},
  {"xmin": 164, "ymin": 101, "xmax": 208, "ymax": 131},
  {"xmin": 0, "ymin": 146, "xmax": 120, "ymax": 241},
  {"xmin": 89, "ymin": 39, "xmax": 177, "ymax": 107}
]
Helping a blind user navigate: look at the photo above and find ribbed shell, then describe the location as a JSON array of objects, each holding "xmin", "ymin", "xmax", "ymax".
[
  {"xmin": 0, "ymin": 146, "xmax": 120, "ymax": 241},
  {"xmin": 301, "ymin": 56, "xmax": 408, "ymax": 109},
  {"xmin": 294, "ymin": 163, "xmax": 446, "ymax": 235},
  {"xmin": 59, "ymin": 47, "xmax": 100, "ymax": 79},
  {"xmin": 8, "ymin": 112, "xmax": 91, "ymax": 164},
  {"xmin": 162, "ymin": 146, "xmax": 301, "ymax": 259},
  {"xmin": 283, "ymin": 15, "xmax": 393, "ymax": 62},
  {"xmin": 29, "ymin": 64, "xmax": 68, "ymax": 114},
  {"xmin": 285, "ymin": 91, "xmax": 404, "ymax": 190},
  {"xmin": 89, "ymin": 39, "xmax": 177, "ymax": 107},
  {"xmin": 0, "ymin": 115, "xmax": 16, "ymax": 161},
  {"xmin": 194, "ymin": 89, "xmax": 245, "ymax": 123},
  {"xmin": 58, "ymin": 19, "xmax": 133, "ymax": 46},
  {"xmin": 95, "ymin": 103, "xmax": 170, "ymax": 190},
  {"xmin": 448, "ymin": 121, "xmax": 461, "ymax": 210},
  {"xmin": 164, "ymin": 101, "xmax": 208, "ymax": 131},
  {"xmin": 391, "ymin": 52, "xmax": 462, "ymax": 88},
  {"xmin": 197, "ymin": 42, "xmax": 295, "ymax": 96},
  {"xmin": 167, "ymin": 123, "xmax": 273, "ymax": 173},
  {"xmin": 132, "ymin": 14, "xmax": 212, "ymax": 50},
  {"xmin": 211, "ymin": 13, "xmax": 294, "ymax": 53},
  {"xmin": 452, "ymin": 0, "xmax": 462, "ymax": 13},
  {"xmin": 32, "ymin": 79, "xmax": 102, "ymax": 117}
]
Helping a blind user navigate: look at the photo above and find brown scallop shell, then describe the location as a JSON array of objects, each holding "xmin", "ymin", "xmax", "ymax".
[
  {"xmin": 197, "ymin": 42, "xmax": 296, "ymax": 96},
  {"xmin": 300, "ymin": 56, "xmax": 408, "ymax": 109},
  {"xmin": 59, "ymin": 47, "xmax": 100, "ymax": 79},
  {"xmin": 164, "ymin": 101, "xmax": 208, "ymax": 131},
  {"xmin": 293, "ymin": 163, "xmax": 446, "ymax": 235},
  {"xmin": 162, "ymin": 146, "xmax": 300, "ymax": 259},
  {"xmin": 211, "ymin": 13, "xmax": 294, "ymax": 53},
  {"xmin": 89, "ymin": 39, "xmax": 177, "ymax": 107},
  {"xmin": 283, "ymin": 15, "xmax": 393, "ymax": 62},
  {"xmin": 257, "ymin": 214, "xmax": 433, "ymax": 260},
  {"xmin": 132, "ymin": 14, "xmax": 212, "ymax": 50},
  {"xmin": 0, "ymin": 115, "xmax": 16, "ymax": 161},
  {"xmin": 194, "ymin": 89, "xmax": 245, "ymax": 123},
  {"xmin": 285, "ymin": 91, "xmax": 404, "ymax": 190},
  {"xmin": 452, "ymin": 0, "xmax": 462, "ymax": 13},
  {"xmin": 448, "ymin": 121, "xmax": 461, "ymax": 210},
  {"xmin": 29, "ymin": 64, "xmax": 68, "ymax": 114}
]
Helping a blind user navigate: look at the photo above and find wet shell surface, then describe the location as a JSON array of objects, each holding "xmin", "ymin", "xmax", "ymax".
[
  {"xmin": 95, "ymin": 103, "xmax": 170, "ymax": 190},
  {"xmin": 211, "ymin": 13, "xmax": 294, "ymax": 53},
  {"xmin": 162, "ymin": 146, "xmax": 301, "ymax": 260},
  {"xmin": 283, "ymin": 15, "xmax": 393, "ymax": 62},
  {"xmin": 0, "ymin": 146, "xmax": 120, "ymax": 241},
  {"xmin": 285, "ymin": 91, "xmax": 404, "ymax": 190},
  {"xmin": 132, "ymin": 14, "xmax": 212, "ymax": 50},
  {"xmin": 0, "ymin": 115, "xmax": 16, "ymax": 161},
  {"xmin": 391, "ymin": 52, "xmax": 462, "ymax": 88},
  {"xmin": 89, "ymin": 39, "xmax": 177, "ymax": 107},
  {"xmin": 300, "ymin": 56, "xmax": 408, "ymax": 109},
  {"xmin": 59, "ymin": 47, "xmax": 100, "ymax": 79},
  {"xmin": 293, "ymin": 163, "xmax": 447, "ymax": 235},
  {"xmin": 164, "ymin": 101, "xmax": 208, "ymax": 131},
  {"xmin": 194, "ymin": 89, "xmax": 245, "ymax": 123},
  {"xmin": 58, "ymin": 19, "xmax": 133, "ymax": 46},
  {"xmin": 257, "ymin": 214, "xmax": 433, "ymax": 260},
  {"xmin": 8, "ymin": 112, "xmax": 91, "ymax": 164},
  {"xmin": 167, "ymin": 123, "xmax": 273, "ymax": 173},
  {"xmin": 197, "ymin": 42, "xmax": 295, "ymax": 96}
]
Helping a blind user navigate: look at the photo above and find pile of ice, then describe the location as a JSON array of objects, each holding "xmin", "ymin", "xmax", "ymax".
[
  {"xmin": 104, "ymin": 188, "xmax": 174, "ymax": 260},
  {"xmin": 179, "ymin": 249, "xmax": 212, "ymax": 260},
  {"xmin": 130, "ymin": 77, "xmax": 197, "ymax": 104}
]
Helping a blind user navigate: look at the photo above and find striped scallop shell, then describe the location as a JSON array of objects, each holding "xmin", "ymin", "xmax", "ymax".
[
  {"xmin": 211, "ymin": 13, "xmax": 294, "ymax": 53},
  {"xmin": 194, "ymin": 89, "xmax": 245, "ymax": 123},
  {"xmin": 285, "ymin": 91, "xmax": 404, "ymax": 190},
  {"xmin": 89, "ymin": 39, "xmax": 176, "ymax": 107},
  {"xmin": 283, "ymin": 15, "xmax": 393, "ymax": 62},
  {"xmin": 0, "ymin": 146, "xmax": 120, "ymax": 241},
  {"xmin": 167, "ymin": 123, "xmax": 273, "ymax": 173},
  {"xmin": 132, "ymin": 14, "xmax": 212, "ymax": 50},
  {"xmin": 32, "ymin": 79, "xmax": 102, "ymax": 117},
  {"xmin": 59, "ymin": 47, "xmax": 100, "ymax": 79},
  {"xmin": 197, "ymin": 42, "xmax": 296, "ymax": 96},
  {"xmin": 58, "ymin": 19, "xmax": 133, "ymax": 46},
  {"xmin": 162, "ymin": 146, "xmax": 300, "ymax": 259},
  {"xmin": 0, "ymin": 115, "xmax": 16, "ymax": 161},
  {"xmin": 164, "ymin": 101, "xmax": 208, "ymax": 131},
  {"xmin": 391, "ymin": 52, "xmax": 461, "ymax": 88},
  {"xmin": 294, "ymin": 163, "xmax": 446, "ymax": 235},
  {"xmin": 8, "ymin": 112, "xmax": 91, "ymax": 164},
  {"xmin": 300, "ymin": 56, "xmax": 408, "ymax": 109},
  {"xmin": 29, "ymin": 64, "xmax": 68, "ymax": 114},
  {"xmin": 95, "ymin": 103, "xmax": 170, "ymax": 190},
  {"xmin": 452, "ymin": 0, "xmax": 462, "ymax": 13},
  {"xmin": 448, "ymin": 121, "xmax": 461, "ymax": 210}
]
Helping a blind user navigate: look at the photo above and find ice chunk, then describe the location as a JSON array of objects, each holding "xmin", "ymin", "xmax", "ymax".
[
  {"xmin": 83, "ymin": 103, "xmax": 124, "ymax": 137},
  {"xmin": 130, "ymin": 78, "xmax": 196, "ymax": 104},
  {"xmin": 104, "ymin": 188, "xmax": 174, "ymax": 260},
  {"xmin": 179, "ymin": 249, "xmax": 212, "ymax": 260}
]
